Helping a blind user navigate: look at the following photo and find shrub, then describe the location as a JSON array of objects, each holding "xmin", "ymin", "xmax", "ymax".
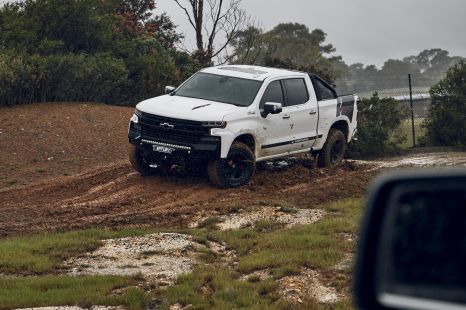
[
  {"xmin": 347, "ymin": 94, "xmax": 410, "ymax": 158},
  {"xmin": 423, "ymin": 61, "xmax": 466, "ymax": 147}
]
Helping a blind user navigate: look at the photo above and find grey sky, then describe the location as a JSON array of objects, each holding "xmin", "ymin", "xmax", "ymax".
[{"xmin": 157, "ymin": 0, "xmax": 466, "ymax": 67}]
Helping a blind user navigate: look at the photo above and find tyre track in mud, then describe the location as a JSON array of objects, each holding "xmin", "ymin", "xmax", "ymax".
[{"xmin": 0, "ymin": 161, "xmax": 374, "ymax": 237}]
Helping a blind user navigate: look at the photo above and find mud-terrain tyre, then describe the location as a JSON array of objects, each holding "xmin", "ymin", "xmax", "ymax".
[
  {"xmin": 129, "ymin": 145, "xmax": 152, "ymax": 176},
  {"xmin": 318, "ymin": 129, "xmax": 347, "ymax": 168},
  {"xmin": 207, "ymin": 142, "xmax": 255, "ymax": 188}
]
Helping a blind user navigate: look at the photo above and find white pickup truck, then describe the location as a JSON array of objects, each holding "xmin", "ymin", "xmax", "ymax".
[{"xmin": 128, "ymin": 65, "xmax": 358, "ymax": 188}]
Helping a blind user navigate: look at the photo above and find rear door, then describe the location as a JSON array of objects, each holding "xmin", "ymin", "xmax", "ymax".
[{"xmin": 282, "ymin": 77, "xmax": 319, "ymax": 152}]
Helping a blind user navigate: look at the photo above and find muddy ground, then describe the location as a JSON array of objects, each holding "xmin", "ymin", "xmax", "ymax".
[{"xmin": 1, "ymin": 103, "xmax": 465, "ymax": 237}]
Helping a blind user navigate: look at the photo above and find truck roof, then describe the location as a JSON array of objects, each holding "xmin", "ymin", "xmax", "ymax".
[{"xmin": 202, "ymin": 65, "xmax": 305, "ymax": 81}]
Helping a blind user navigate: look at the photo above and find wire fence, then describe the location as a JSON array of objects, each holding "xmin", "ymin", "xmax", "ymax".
[{"xmin": 355, "ymin": 76, "xmax": 432, "ymax": 148}]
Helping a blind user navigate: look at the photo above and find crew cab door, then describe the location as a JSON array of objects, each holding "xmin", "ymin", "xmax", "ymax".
[
  {"xmin": 281, "ymin": 78, "xmax": 319, "ymax": 152},
  {"xmin": 258, "ymin": 80, "xmax": 294, "ymax": 157}
]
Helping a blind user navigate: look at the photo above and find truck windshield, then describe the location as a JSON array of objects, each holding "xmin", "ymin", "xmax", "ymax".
[{"xmin": 174, "ymin": 72, "xmax": 262, "ymax": 107}]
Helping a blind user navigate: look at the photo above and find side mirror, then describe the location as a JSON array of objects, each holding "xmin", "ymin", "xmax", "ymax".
[
  {"xmin": 354, "ymin": 169, "xmax": 466, "ymax": 310},
  {"xmin": 165, "ymin": 86, "xmax": 176, "ymax": 95},
  {"xmin": 263, "ymin": 102, "xmax": 282, "ymax": 117}
]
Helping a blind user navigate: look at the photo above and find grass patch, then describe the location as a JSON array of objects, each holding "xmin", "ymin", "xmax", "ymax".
[
  {"xmin": 197, "ymin": 216, "xmax": 223, "ymax": 229},
  {"xmin": 0, "ymin": 275, "xmax": 146, "ymax": 309},
  {"xmin": 0, "ymin": 228, "xmax": 163, "ymax": 275},
  {"xmin": 162, "ymin": 199, "xmax": 362, "ymax": 309},
  {"xmin": 212, "ymin": 199, "xmax": 362, "ymax": 278},
  {"xmin": 161, "ymin": 266, "xmax": 287, "ymax": 310}
]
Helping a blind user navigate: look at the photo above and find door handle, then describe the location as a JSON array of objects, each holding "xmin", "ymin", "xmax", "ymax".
[
  {"xmin": 309, "ymin": 109, "xmax": 317, "ymax": 115},
  {"xmin": 282, "ymin": 114, "xmax": 291, "ymax": 119}
]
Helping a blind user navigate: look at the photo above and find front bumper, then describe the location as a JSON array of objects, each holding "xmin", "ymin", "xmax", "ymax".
[{"xmin": 128, "ymin": 125, "xmax": 221, "ymax": 160}]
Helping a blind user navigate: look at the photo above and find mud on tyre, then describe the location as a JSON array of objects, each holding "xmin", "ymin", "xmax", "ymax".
[
  {"xmin": 207, "ymin": 141, "xmax": 255, "ymax": 188},
  {"xmin": 318, "ymin": 128, "xmax": 347, "ymax": 168}
]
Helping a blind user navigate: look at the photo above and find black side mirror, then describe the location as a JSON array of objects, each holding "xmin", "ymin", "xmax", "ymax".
[
  {"xmin": 165, "ymin": 86, "xmax": 176, "ymax": 95},
  {"xmin": 354, "ymin": 169, "xmax": 466, "ymax": 310},
  {"xmin": 263, "ymin": 102, "xmax": 282, "ymax": 117}
]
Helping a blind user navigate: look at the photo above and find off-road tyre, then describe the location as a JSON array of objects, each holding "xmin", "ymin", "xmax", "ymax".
[
  {"xmin": 129, "ymin": 145, "xmax": 152, "ymax": 176},
  {"xmin": 318, "ymin": 129, "xmax": 347, "ymax": 168},
  {"xmin": 207, "ymin": 142, "xmax": 255, "ymax": 188}
]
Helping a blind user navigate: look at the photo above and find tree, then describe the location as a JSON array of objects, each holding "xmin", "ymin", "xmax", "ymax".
[
  {"xmin": 346, "ymin": 93, "xmax": 410, "ymax": 158},
  {"xmin": 424, "ymin": 61, "xmax": 466, "ymax": 147},
  {"xmin": 172, "ymin": 0, "xmax": 247, "ymax": 64},
  {"xmin": 0, "ymin": 0, "xmax": 194, "ymax": 106},
  {"xmin": 230, "ymin": 23, "xmax": 343, "ymax": 83}
]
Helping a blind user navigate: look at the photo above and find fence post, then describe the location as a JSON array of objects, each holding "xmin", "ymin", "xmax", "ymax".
[{"xmin": 408, "ymin": 74, "xmax": 416, "ymax": 147}]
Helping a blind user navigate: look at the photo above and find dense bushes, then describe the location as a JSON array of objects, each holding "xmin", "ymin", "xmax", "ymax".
[
  {"xmin": 423, "ymin": 61, "xmax": 466, "ymax": 147},
  {"xmin": 347, "ymin": 94, "xmax": 410, "ymax": 158},
  {"xmin": 0, "ymin": 0, "xmax": 202, "ymax": 106}
]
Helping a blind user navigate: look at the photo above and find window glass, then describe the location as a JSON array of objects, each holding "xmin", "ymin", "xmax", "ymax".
[
  {"xmin": 284, "ymin": 79, "xmax": 309, "ymax": 106},
  {"xmin": 260, "ymin": 80, "xmax": 284, "ymax": 109},
  {"xmin": 317, "ymin": 80, "xmax": 336, "ymax": 100},
  {"xmin": 175, "ymin": 72, "xmax": 262, "ymax": 107}
]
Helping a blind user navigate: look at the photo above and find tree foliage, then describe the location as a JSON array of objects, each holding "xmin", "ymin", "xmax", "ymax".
[
  {"xmin": 229, "ymin": 23, "xmax": 343, "ymax": 83},
  {"xmin": 347, "ymin": 94, "xmax": 410, "ymax": 158},
  {"xmin": 0, "ymin": 0, "xmax": 201, "ymax": 106},
  {"xmin": 336, "ymin": 49, "xmax": 464, "ymax": 93},
  {"xmin": 423, "ymin": 61, "xmax": 466, "ymax": 147}
]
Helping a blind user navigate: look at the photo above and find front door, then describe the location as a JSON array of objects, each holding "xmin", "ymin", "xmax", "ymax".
[{"xmin": 258, "ymin": 80, "xmax": 294, "ymax": 157}]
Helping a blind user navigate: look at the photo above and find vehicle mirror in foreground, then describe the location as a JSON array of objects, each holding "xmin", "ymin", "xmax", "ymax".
[
  {"xmin": 354, "ymin": 169, "xmax": 466, "ymax": 310},
  {"xmin": 263, "ymin": 102, "xmax": 282, "ymax": 117},
  {"xmin": 165, "ymin": 86, "xmax": 176, "ymax": 94}
]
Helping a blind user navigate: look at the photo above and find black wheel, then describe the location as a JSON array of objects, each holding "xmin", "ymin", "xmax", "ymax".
[
  {"xmin": 318, "ymin": 129, "xmax": 347, "ymax": 168},
  {"xmin": 129, "ymin": 145, "xmax": 153, "ymax": 176},
  {"xmin": 207, "ymin": 142, "xmax": 255, "ymax": 188}
]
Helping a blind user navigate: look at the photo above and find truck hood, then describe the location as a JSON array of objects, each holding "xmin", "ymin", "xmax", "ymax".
[{"xmin": 136, "ymin": 95, "xmax": 243, "ymax": 121}]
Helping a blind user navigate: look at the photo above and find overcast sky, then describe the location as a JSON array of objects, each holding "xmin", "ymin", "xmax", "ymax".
[{"xmin": 158, "ymin": 0, "xmax": 466, "ymax": 68}]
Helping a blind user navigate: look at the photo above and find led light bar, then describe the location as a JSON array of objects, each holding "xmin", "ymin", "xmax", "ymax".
[{"xmin": 141, "ymin": 139, "xmax": 191, "ymax": 151}]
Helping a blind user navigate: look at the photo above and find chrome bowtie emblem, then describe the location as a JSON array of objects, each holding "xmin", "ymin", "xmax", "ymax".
[{"xmin": 160, "ymin": 122, "xmax": 175, "ymax": 129}]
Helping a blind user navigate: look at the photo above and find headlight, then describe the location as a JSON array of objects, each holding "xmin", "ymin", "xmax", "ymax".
[
  {"xmin": 202, "ymin": 121, "xmax": 227, "ymax": 128},
  {"xmin": 130, "ymin": 113, "xmax": 139, "ymax": 124}
]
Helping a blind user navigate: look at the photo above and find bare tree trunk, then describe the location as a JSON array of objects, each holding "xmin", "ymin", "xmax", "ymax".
[{"xmin": 173, "ymin": 0, "xmax": 246, "ymax": 64}]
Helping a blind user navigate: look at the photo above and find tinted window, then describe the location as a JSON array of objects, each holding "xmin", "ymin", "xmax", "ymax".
[
  {"xmin": 316, "ymin": 80, "xmax": 336, "ymax": 101},
  {"xmin": 260, "ymin": 80, "xmax": 284, "ymax": 109},
  {"xmin": 175, "ymin": 72, "xmax": 262, "ymax": 107},
  {"xmin": 284, "ymin": 79, "xmax": 309, "ymax": 106}
]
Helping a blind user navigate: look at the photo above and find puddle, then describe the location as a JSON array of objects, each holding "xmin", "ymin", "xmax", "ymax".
[
  {"xmin": 190, "ymin": 207, "xmax": 326, "ymax": 231},
  {"xmin": 64, "ymin": 233, "xmax": 216, "ymax": 286},
  {"xmin": 278, "ymin": 268, "xmax": 339, "ymax": 304},
  {"xmin": 351, "ymin": 152, "xmax": 466, "ymax": 170}
]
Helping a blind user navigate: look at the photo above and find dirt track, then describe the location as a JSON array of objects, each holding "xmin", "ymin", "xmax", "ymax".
[
  {"xmin": 0, "ymin": 160, "xmax": 375, "ymax": 237},
  {"xmin": 1, "ymin": 103, "xmax": 465, "ymax": 237}
]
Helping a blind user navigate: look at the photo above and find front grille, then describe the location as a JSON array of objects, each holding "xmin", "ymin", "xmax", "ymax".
[{"xmin": 139, "ymin": 112, "xmax": 210, "ymax": 145}]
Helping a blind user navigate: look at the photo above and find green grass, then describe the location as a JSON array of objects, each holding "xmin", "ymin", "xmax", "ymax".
[
  {"xmin": 161, "ymin": 266, "xmax": 287, "ymax": 310},
  {"xmin": 0, "ymin": 199, "xmax": 363, "ymax": 309},
  {"xmin": 214, "ymin": 199, "xmax": 361, "ymax": 278},
  {"xmin": 161, "ymin": 199, "xmax": 362, "ymax": 309},
  {"xmin": 0, "ymin": 275, "xmax": 146, "ymax": 309},
  {"xmin": 0, "ymin": 228, "xmax": 162, "ymax": 275},
  {"xmin": 197, "ymin": 216, "xmax": 223, "ymax": 229}
]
